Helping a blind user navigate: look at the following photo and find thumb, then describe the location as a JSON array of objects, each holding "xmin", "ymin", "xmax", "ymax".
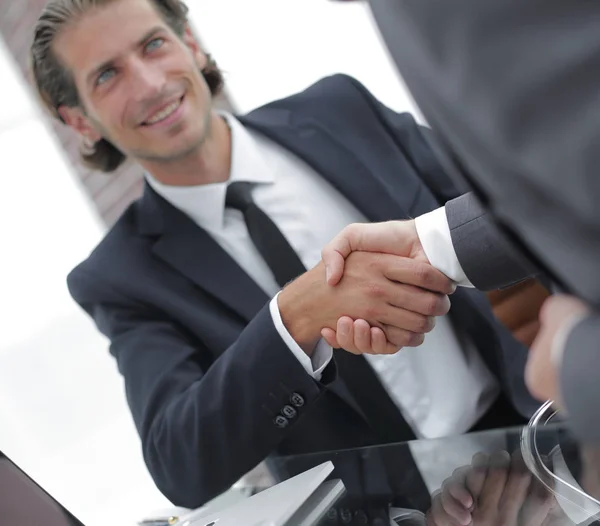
[
  {"xmin": 321, "ymin": 224, "xmax": 358, "ymax": 286},
  {"xmin": 322, "ymin": 250, "xmax": 346, "ymax": 286}
]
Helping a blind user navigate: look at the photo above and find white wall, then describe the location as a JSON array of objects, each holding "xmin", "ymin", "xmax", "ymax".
[
  {"xmin": 188, "ymin": 0, "xmax": 422, "ymax": 119},
  {"xmin": 0, "ymin": 38, "xmax": 171, "ymax": 525}
]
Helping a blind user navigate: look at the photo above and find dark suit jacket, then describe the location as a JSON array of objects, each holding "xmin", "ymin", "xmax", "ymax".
[
  {"xmin": 368, "ymin": 0, "xmax": 600, "ymax": 445},
  {"xmin": 67, "ymin": 74, "xmax": 538, "ymax": 508}
]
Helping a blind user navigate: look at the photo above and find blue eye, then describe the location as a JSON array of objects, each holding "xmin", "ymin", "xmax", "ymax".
[
  {"xmin": 145, "ymin": 37, "xmax": 165, "ymax": 52},
  {"xmin": 96, "ymin": 68, "xmax": 116, "ymax": 86}
]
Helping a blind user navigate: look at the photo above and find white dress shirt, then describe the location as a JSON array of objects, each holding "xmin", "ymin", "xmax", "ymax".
[{"xmin": 146, "ymin": 113, "xmax": 499, "ymax": 439}]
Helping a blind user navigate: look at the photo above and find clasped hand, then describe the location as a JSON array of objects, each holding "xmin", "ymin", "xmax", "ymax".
[{"xmin": 318, "ymin": 220, "xmax": 455, "ymax": 354}]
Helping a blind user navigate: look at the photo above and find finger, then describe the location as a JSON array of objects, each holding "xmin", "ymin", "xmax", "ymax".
[
  {"xmin": 521, "ymin": 459, "xmax": 555, "ymax": 526},
  {"xmin": 370, "ymin": 326, "xmax": 393, "ymax": 354},
  {"xmin": 374, "ymin": 305, "xmax": 436, "ymax": 334},
  {"xmin": 383, "ymin": 257, "xmax": 457, "ymax": 295},
  {"xmin": 323, "ymin": 222, "xmax": 421, "ymax": 286},
  {"xmin": 539, "ymin": 294, "xmax": 589, "ymax": 324},
  {"xmin": 428, "ymin": 491, "xmax": 462, "ymax": 526},
  {"xmin": 336, "ymin": 316, "xmax": 360, "ymax": 354},
  {"xmin": 323, "ymin": 250, "xmax": 346, "ymax": 286},
  {"xmin": 382, "ymin": 324, "xmax": 425, "ymax": 349},
  {"xmin": 467, "ymin": 453, "xmax": 489, "ymax": 499},
  {"xmin": 478, "ymin": 451, "xmax": 511, "ymax": 510},
  {"xmin": 521, "ymin": 479, "xmax": 555, "ymax": 526},
  {"xmin": 441, "ymin": 480, "xmax": 472, "ymax": 525},
  {"xmin": 353, "ymin": 319, "xmax": 373, "ymax": 353},
  {"xmin": 384, "ymin": 283, "xmax": 451, "ymax": 317},
  {"xmin": 500, "ymin": 450, "xmax": 532, "ymax": 522},
  {"xmin": 448, "ymin": 467, "xmax": 474, "ymax": 509},
  {"xmin": 321, "ymin": 328, "xmax": 339, "ymax": 348},
  {"xmin": 322, "ymin": 224, "xmax": 379, "ymax": 286}
]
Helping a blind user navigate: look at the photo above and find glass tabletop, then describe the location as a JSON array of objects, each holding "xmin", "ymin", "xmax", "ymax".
[{"xmin": 236, "ymin": 405, "xmax": 600, "ymax": 526}]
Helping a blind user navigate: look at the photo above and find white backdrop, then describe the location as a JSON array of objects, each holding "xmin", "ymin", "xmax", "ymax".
[
  {"xmin": 0, "ymin": 38, "xmax": 171, "ymax": 525},
  {"xmin": 0, "ymin": 1, "xmax": 421, "ymax": 524},
  {"xmin": 188, "ymin": 0, "xmax": 422, "ymax": 118}
]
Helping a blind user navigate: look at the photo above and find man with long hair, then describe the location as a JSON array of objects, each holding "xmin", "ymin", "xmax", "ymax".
[{"xmin": 31, "ymin": 0, "xmax": 540, "ymax": 508}]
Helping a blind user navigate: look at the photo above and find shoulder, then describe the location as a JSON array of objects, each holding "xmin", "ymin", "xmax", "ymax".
[
  {"xmin": 248, "ymin": 74, "xmax": 383, "ymax": 117},
  {"xmin": 67, "ymin": 199, "xmax": 149, "ymax": 302}
]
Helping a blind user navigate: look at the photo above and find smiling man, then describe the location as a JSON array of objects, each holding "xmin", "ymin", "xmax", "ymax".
[{"xmin": 30, "ymin": 0, "xmax": 541, "ymax": 508}]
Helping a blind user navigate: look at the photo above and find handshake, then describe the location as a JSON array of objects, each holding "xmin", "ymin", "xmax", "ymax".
[{"xmin": 278, "ymin": 219, "xmax": 457, "ymax": 356}]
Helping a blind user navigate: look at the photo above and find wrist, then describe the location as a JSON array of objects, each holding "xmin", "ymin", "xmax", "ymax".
[
  {"xmin": 404, "ymin": 219, "xmax": 429, "ymax": 263},
  {"xmin": 277, "ymin": 263, "xmax": 326, "ymax": 355}
]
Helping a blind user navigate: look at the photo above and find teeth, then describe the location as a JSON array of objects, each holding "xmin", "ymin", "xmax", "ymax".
[{"xmin": 146, "ymin": 99, "xmax": 181, "ymax": 124}]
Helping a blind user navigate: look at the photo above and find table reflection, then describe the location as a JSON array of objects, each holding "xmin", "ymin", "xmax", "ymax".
[{"xmin": 258, "ymin": 423, "xmax": 600, "ymax": 526}]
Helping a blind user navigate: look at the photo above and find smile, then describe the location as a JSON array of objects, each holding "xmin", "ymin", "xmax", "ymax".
[{"xmin": 143, "ymin": 96, "xmax": 184, "ymax": 126}]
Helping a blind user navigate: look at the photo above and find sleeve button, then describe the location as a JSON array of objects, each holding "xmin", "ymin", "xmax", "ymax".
[
  {"xmin": 274, "ymin": 415, "xmax": 289, "ymax": 429},
  {"xmin": 290, "ymin": 392, "xmax": 305, "ymax": 408},
  {"xmin": 282, "ymin": 405, "xmax": 297, "ymax": 419}
]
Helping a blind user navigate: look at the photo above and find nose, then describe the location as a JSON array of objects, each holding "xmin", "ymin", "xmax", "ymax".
[{"xmin": 128, "ymin": 56, "xmax": 166, "ymax": 101}]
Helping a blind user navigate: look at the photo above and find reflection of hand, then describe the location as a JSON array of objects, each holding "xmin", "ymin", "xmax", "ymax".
[
  {"xmin": 279, "ymin": 252, "xmax": 454, "ymax": 354},
  {"xmin": 526, "ymin": 294, "xmax": 589, "ymax": 405},
  {"xmin": 581, "ymin": 445, "xmax": 600, "ymax": 503},
  {"xmin": 427, "ymin": 451, "xmax": 555, "ymax": 526},
  {"xmin": 321, "ymin": 220, "xmax": 429, "ymax": 286}
]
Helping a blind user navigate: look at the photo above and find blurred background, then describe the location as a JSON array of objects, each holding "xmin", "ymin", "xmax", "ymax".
[{"xmin": 0, "ymin": 0, "xmax": 420, "ymax": 524}]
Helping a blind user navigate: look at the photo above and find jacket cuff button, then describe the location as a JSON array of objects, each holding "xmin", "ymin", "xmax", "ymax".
[
  {"xmin": 274, "ymin": 415, "xmax": 289, "ymax": 429},
  {"xmin": 290, "ymin": 392, "xmax": 305, "ymax": 407}
]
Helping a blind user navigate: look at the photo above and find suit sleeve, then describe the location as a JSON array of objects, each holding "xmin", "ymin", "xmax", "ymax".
[
  {"xmin": 445, "ymin": 194, "xmax": 538, "ymax": 290},
  {"xmin": 560, "ymin": 314, "xmax": 600, "ymax": 444},
  {"xmin": 67, "ymin": 266, "xmax": 334, "ymax": 509}
]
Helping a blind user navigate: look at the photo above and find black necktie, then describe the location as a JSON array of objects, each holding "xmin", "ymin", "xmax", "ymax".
[
  {"xmin": 225, "ymin": 181, "xmax": 416, "ymax": 443},
  {"xmin": 226, "ymin": 182, "xmax": 305, "ymax": 286}
]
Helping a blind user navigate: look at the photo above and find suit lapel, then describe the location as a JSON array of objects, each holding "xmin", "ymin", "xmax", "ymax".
[
  {"xmin": 240, "ymin": 110, "xmax": 413, "ymax": 222},
  {"xmin": 138, "ymin": 185, "xmax": 269, "ymax": 323}
]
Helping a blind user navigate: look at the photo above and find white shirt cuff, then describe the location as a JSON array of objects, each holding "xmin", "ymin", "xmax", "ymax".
[
  {"xmin": 269, "ymin": 293, "xmax": 333, "ymax": 381},
  {"xmin": 550, "ymin": 312, "xmax": 591, "ymax": 367},
  {"xmin": 414, "ymin": 206, "xmax": 474, "ymax": 287}
]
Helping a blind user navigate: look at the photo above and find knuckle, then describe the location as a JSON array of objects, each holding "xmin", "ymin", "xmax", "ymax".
[
  {"xmin": 424, "ymin": 294, "xmax": 446, "ymax": 316},
  {"xmin": 410, "ymin": 333, "xmax": 426, "ymax": 347},
  {"xmin": 385, "ymin": 328, "xmax": 405, "ymax": 347},
  {"xmin": 440, "ymin": 295, "xmax": 451, "ymax": 315},
  {"xmin": 366, "ymin": 281, "xmax": 387, "ymax": 300},
  {"xmin": 399, "ymin": 332, "xmax": 413, "ymax": 347},
  {"xmin": 451, "ymin": 469, "xmax": 461, "ymax": 479},
  {"xmin": 362, "ymin": 304, "xmax": 380, "ymax": 320},
  {"xmin": 400, "ymin": 331, "xmax": 421, "ymax": 347},
  {"xmin": 413, "ymin": 262, "xmax": 431, "ymax": 284},
  {"xmin": 415, "ymin": 315, "xmax": 435, "ymax": 333},
  {"xmin": 426, "ymin": 316, "xmax": 437, "ymax": 332},
  {"xmin": 441, "ymin": 478, "xmax": 452, "ymax": 494}
]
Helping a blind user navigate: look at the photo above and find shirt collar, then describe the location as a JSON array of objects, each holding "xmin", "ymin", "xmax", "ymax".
[{"xmin": 145, "ymin": 112, "xmax": 274, "ymax": 231}]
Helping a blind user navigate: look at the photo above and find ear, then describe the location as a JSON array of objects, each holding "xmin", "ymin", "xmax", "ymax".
[
  {"xmin": 57, "ymin": 105, "xmax": 103, "ymax": 144},
  {"xmin": 181, "ymin": 24, "xmax": 208, "ymax": 68}
]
